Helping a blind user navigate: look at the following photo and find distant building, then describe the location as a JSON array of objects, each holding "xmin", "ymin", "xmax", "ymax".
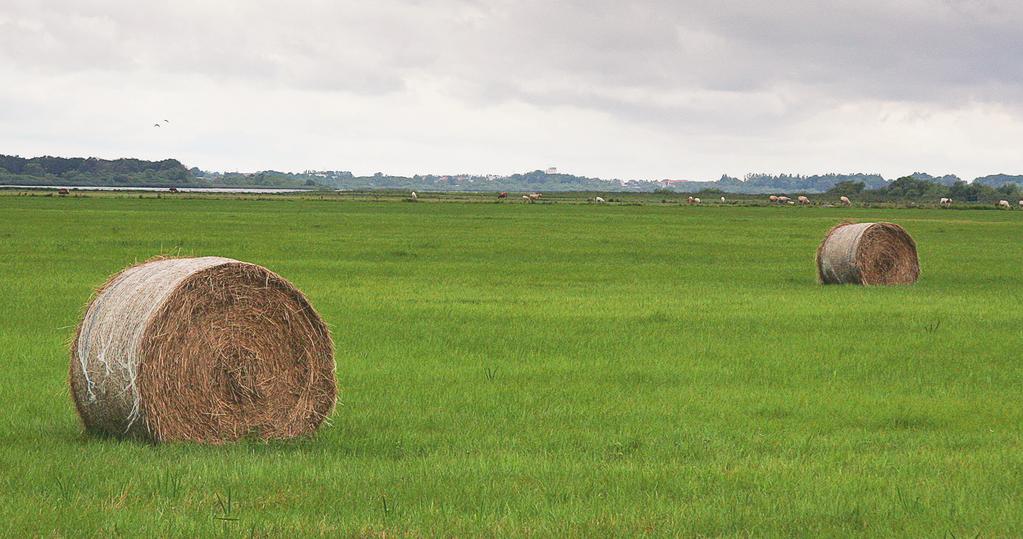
[{"xmin": 545, "ymin": 167, "xmax": 558, "ymax": 175}]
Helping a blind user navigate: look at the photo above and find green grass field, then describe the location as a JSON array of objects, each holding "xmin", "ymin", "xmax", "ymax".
[{"xmin": 1, "ymin": 195, "xmax": 1022, "ymax": 537}]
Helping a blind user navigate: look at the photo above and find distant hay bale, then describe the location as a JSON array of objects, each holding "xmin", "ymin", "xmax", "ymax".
[
  {"xmin": 69, "ymin": 257, "xmax": 336, "ymax": 443},
  {"xmin": 816, "ymin": 222, "xmax": 919, "ymax": 285}
]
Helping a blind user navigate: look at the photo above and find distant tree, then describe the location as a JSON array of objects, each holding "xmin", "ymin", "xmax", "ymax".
[
  {"xmin": 886, "ymin": 176, "xmax": 944, "ymax": 199},
  {"xmin": 22, "ymin": 163, "xmax": 47, "ymax": 176},
  {"xmin": 826, "ymin": 181, "xmax": 865, "ymax": 196}
]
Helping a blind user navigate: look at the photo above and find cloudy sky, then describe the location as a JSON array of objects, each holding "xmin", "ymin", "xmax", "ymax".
[{"xmin": 2, "ymin": 0, "xmax": 1022, "ymax": 181}]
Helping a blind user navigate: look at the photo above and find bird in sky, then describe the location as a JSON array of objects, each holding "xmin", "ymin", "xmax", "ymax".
[{"xmin": 153, "ymin": 123, "xmax": 161, "ymax": 127}]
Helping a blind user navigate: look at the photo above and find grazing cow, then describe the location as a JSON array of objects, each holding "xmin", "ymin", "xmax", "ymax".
[
  {"xmin": 769, "ymin": 195, "xmax": 779, "ymax": 203},
  {"xmin": 58, "ymin": 188, "xmax": 69, "ymax": 196},
  {"xmin": 777, "ymin": 196, "xmax": 791, "ymax": 204},
  {"xmin": 595, "ymin": 196, "xmax": 606, "ymax": 204},
  {"xmin": 998, "ymin": 199, "xmax": 1012, "ymax": 209},
  {"xmin": 529, "ymin": 192, "xmax": 542, "ymax": 201},
  {"xmin": 687, "ymin": 196, "xmax": 695, "ymax": 205},
  {"xmin": 720, "ymin": 196, "xmax": 726, "ymax": 203},
  {"xmin": 693, "ymin": 197, "xmax": 702, "ymax": 205},
  {"xmin": 839, "ymin": 196, "xmax": 851, "ymax": 206},
  {"xmin": 939, "ymin": 197, "xmax": 952, "ymax": 208},
  {"xmin": 409, "ymin": 191, "xmax": 418, "ymax": 201},
  {"xmin": 1019, "ymin": 200, "xmax": 1023, "ymax": 208},
  {"xmin": 168, "ymin": 187, "xmax": 179, "ymax": 193},
  {"xmin": 798, "ymin": 195, "xmax": 810, "ymax": 205},
  {"xmin": 522, "ymin": 195, "xmax": 531, "ymax": 203},
  {"xmin": 498, "ymin": 192, "xmax": 508, "ymax": 199},
  {"xmin": 786, "ymin": 200, "xmax": 795, "ymax": 205}
]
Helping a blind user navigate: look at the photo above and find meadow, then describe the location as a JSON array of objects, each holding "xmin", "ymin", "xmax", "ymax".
[{"xmin": 1, "ymin": 194, "xmax": 1021, "ymax": 536}]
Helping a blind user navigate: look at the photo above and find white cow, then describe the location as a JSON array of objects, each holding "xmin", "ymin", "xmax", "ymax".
[
  {"xmin": 1019, "ymin": 200, "xmax": 1023, "ymax": 208},
  {"xmin": 595, "ymin": 196, "xmax": 606, "ymax": 204},
  {"xmin": 522, "ymin": 195, "xmax": 531, "ymax": 203},
  {"xmin": 940, "ymin": 197, "xmax": 952, "ymax": 208},
  {"xmin": 410, "ymin": 191, "xmax": 418, "ymax": 201},
  {"xmin": 839, "ymin": 196, "xmax": 851, "ymax": 206},
  {"xmin": 777, "ymin": 196, "xmax": 791, "ymax": 204},
  {"xmin": 998, "ymin": 200, "xmax": 1012, "ymax": 210},
  {"xmin": 693, "ymin": 197, "xmax": 702, "ymax": 205},
  {"xmin": 687, "ymin": 196, "xmax": 695, "ymax": 205},
  {"xmin": 798, "ymin": 195, "xmax": 811, "ymax": 205},
  {"xmin": 769, "ymin": 195, "xmax": 779, "ymax": 203},
  {"xmin": 720, "ymin": 196, "xmax": 726, "ymax": 203}
]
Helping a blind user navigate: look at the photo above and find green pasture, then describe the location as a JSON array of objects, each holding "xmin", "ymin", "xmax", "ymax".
[{"xmin": 0, "ymin": 195, "xmax": 1021, "ymax": 536}]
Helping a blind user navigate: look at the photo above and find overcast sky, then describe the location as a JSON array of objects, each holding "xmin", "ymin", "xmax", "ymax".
[{"xmin": 2, "ymin": 0, "xmax": 1023, "ymax": 181}]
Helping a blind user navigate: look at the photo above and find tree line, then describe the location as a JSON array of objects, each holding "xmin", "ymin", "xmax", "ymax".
[{"xmin": 3, "ymin": 153, "xmax": 1023, "ymax": 196}]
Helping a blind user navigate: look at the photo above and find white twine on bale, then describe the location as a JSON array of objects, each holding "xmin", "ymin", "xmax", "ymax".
[
  {"xmin": 817, "ymin": 223, "xmax": 873, "ymax": 284},
  {"xmin": 74, "ymin": 257, "xmax": 235, "ymax": 435}
]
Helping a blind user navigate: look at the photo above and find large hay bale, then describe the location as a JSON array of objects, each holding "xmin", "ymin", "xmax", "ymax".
[
  {"xmin": 69, "ymin": 257, "xmax": 336, "ymax": 443},
  {"xmin": 816, "ymin": 222, "xmax": 920, "ymax": 285}
]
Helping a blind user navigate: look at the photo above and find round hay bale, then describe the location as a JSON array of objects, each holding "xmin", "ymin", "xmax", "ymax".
[
  {"xmin": 69, "ymin": 257, "xmax": 336, "ymax": 443},
  {"xmin": 816, "ymin": 222, "xmax": 920, "ymax": 285}
]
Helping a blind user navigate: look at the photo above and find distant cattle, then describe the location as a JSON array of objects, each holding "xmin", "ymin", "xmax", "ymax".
[
  {"xmin": 998, "ymin": 199, "xmax": 1012, "ymax": 210},
  {"xmin": 693, "ymin": 197, "xmax": 702, "ymax": 205},
  {"xmin": 777, "ymin": 196, "xmax": 791, "ymax": 204},
  {"xmin": 410, "ymin": 191, "xmax": 418, "ymax": 201},
  {"xmin": 1019, "ymin": 200, "xmax": 1023, "ymax": 208},
  {"xmin": 58, "ymin": 188, "xmax": 69, "ymax": 196},
  {"xmin": 839, "ymin": 196, "xmax": 851, "ymax": 206},
  {"xmin": 798, "ymin": 195, "xmax": 810, "ymax": 205},
  {"xmin": 529, "ymin": 192, "xmax": 542, "ymax": 201},
  {"xmin": 522, "ymin": 195, "xmax": 531, "ymax": 203},
  {"xmin": 498, "ymin": 192, "xmax": 508, "ymax": 199},
  {"xmin": 786, "ymin": 200, "xmax": 795, "ymax": 205},
  {"xmin": 168, "ymin": 187, "xmax": 179, "ymax": 193},
  {"xmin": 594, "ymin": 196, "xmax": 606, "ymax": 204},
  {"xmin": 720, "ymin": 196, "xmax": 726, "ymax": 203},
  {"xmin": 687, "ymin": 196, "xmax": 695, "ymax": 205},
  {"xmin": 768, "ymin": 195, "xmax": 779, "ymax": 203},
  {"xmin": 940, "ymin": 197, "xmax": 952, "ymax": 208}
]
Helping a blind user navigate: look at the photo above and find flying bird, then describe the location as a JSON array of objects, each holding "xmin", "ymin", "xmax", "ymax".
[
  {"xmin": 153, "ymin": 123, "xmax": 161, "ymax": 127},
  {"xmin": 163, "ymin": 120, "xmax": 169, "ymax": 123}
]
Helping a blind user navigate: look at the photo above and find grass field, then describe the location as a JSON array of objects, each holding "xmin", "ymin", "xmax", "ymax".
[{"xmin": 1, "ymin": 195, "xmax": 1022, "ymax": 537}]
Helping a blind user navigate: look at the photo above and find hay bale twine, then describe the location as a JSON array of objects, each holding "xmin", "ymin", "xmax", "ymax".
[
  {"xmin": 816, "ymin": 222, "xmax": 920, "ymax": 285},
  {"xmin": 69, "ymin": 257, "xmax": 336, "ymax": 443}
]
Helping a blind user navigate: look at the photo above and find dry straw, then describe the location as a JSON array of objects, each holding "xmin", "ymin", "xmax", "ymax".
[
  {"xmin": 69, "ymin": 257, "xmax": 336, "ymax": 443},
  {"xmin": 816, "ymin": 222, "xmax": 920, "ymax": 285}
]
